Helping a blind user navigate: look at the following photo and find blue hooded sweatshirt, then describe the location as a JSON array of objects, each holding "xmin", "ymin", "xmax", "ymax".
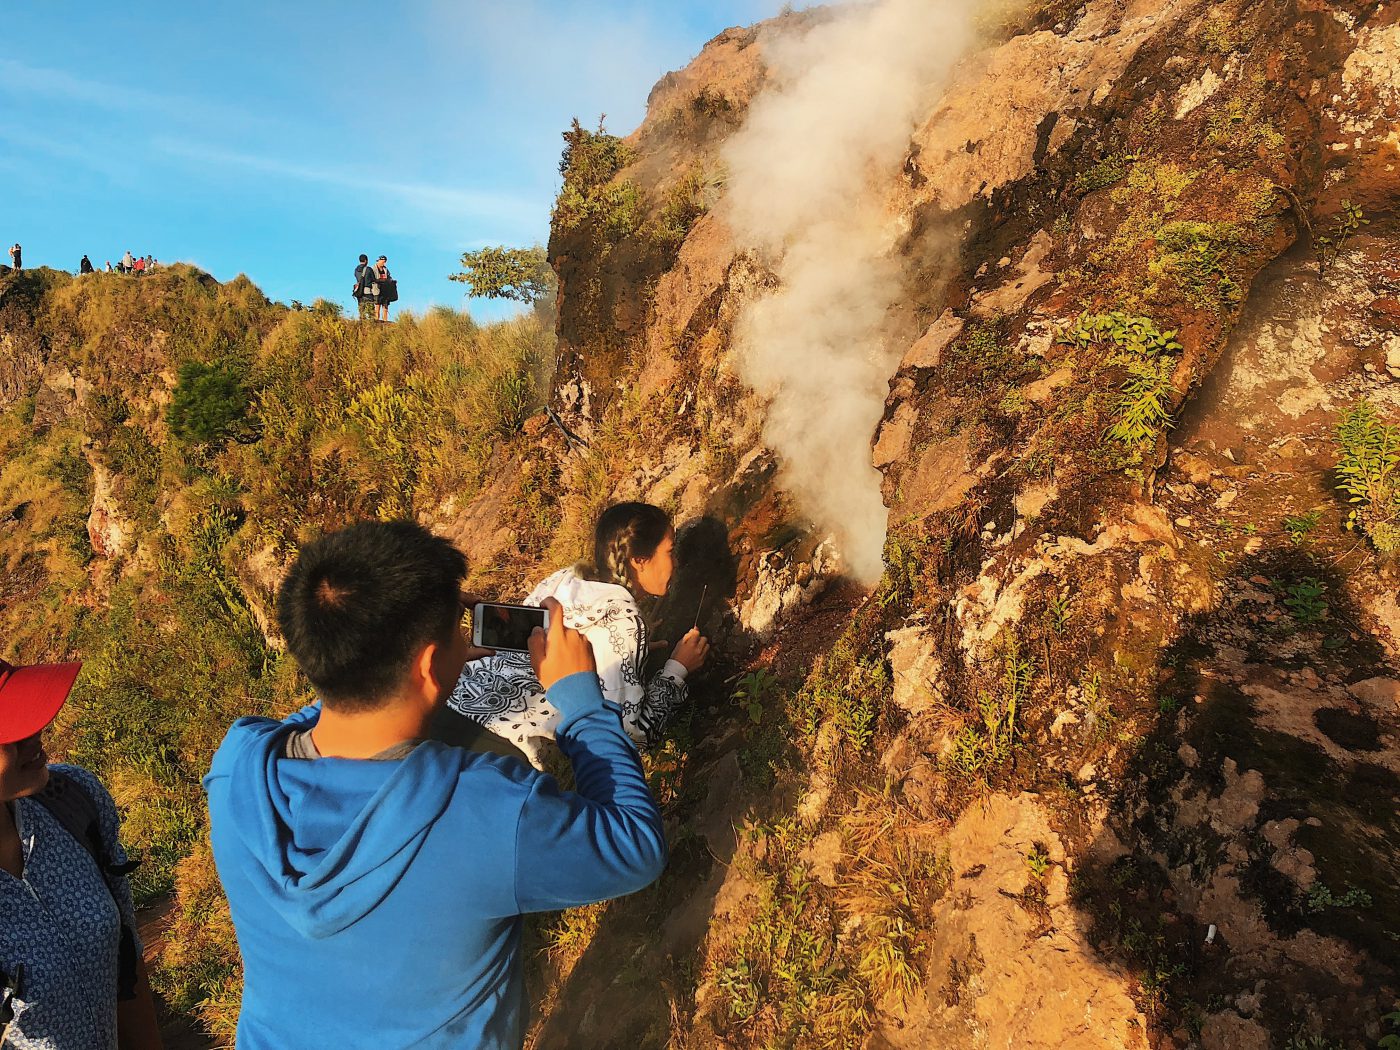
[{"xmin": 204, "ymin": 672, "xmax": 667, "ymax": 1049}]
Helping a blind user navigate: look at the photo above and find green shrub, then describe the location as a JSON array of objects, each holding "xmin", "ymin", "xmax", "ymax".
[
  {"xmin": 1151, "ymin": 220, "xmax": 1245, "ymax": 310},
  {"xmin": 552, "ymin": 118, "xmax": 645, "ymax": 240},
  {"xmin": 1335, "ymin": 399, "xmax": 1400, "ymax": 552},
  {"xmin": 168, "ymin": 360, "xmax": 252, "ymax": 446},
  {"xmin": 650, "ymin": 164, "xmax": 720, "ymax": 248}
]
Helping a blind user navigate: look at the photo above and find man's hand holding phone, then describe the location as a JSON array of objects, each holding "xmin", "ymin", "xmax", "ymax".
[{"xmin": 529, "ymin": 597, "xmax": 596, "ymax": 690}]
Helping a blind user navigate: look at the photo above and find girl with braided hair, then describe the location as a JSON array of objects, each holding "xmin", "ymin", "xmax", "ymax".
[{"xmin": 447, "ymin": 502, "xmax": 710, "ymax": 766}]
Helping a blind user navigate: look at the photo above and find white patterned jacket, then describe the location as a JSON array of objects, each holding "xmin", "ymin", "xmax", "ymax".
[{"xmin": 447, "ymin": 566, "xmax": 688, "ymax": 766}]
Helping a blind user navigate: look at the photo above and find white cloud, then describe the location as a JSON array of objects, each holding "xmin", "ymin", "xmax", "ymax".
[
  {"xmin": 0, "ymin": 58, "xmax": 249, "ymax": 127},
  {"xmin": 153, "ymin": 138, "xmax": 545, "ymax": 235}
]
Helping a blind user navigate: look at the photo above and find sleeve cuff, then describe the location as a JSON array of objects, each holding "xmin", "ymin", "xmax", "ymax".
[
  {"xmin": 545, "ymin": 671, "xmax": 609, "ymax": 728},
  {"xmin": 662, "ymin": 659, "xmax": 689, "ymax": 682}
]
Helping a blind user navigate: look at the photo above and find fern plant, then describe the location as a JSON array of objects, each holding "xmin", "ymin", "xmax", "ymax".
[
  {"xmin": 1335, "ymin": 399, "xmax": 1400, "ymax": 552},
  {"xmin": 1105, "ymin": 356, "xmax": 1175, "ymax": 444},
  {"xmin": 1059, "ymin": 311, "xmax": 1183, "ymax": 453}
]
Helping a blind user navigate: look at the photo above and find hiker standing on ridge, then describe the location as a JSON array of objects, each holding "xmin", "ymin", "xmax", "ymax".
[
  {"xmin": 352, "ymin": 254, "xmax": 375, "ymax": 321},
  {"xmin": 0, "ymin": 659, "xmax": 164, "ymax": 1049},
  {"xmin": 7, "ymin": 244, "xmax": 20, "ymax": 271},
  {"xmin": 373, "ymin": 255, "xmax": 397, "ymax": 322},
  {"xmin": 205, "ymin": 520, "xmax": 666, "ymax": 1049},
  {"xmin": 133, "ymin": 256, "xmax": 145, "ymax": 277},
  {"xmin": 79, "ymin": 255, "xmax": 94, "ymax": 275},
  {"xmin": 120, "ymin": 250, "xmax": 134, "ymax": 275}
]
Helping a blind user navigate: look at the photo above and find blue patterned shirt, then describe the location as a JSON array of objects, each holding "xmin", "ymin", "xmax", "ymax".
[{"xmin": 0, "ymin": 765, "xmax": 140, "ymax": 1050}]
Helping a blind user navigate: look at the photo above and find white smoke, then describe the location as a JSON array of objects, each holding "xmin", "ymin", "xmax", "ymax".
[{"xmin": 722, "ymin": 0, "xmax": 982, "ymax": 582}]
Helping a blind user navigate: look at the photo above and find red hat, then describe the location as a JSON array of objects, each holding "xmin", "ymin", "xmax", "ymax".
[{"xmin": 0, "ymin": 660, "xmax": 81, "ymax": 745}]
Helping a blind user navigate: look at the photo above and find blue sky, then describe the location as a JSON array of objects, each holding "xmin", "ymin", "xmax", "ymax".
[{"xmin": 2, "ymin": 1, "xmax": 784, "ymax": 321}]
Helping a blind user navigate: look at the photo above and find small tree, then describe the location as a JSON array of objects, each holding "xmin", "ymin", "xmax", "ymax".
[{"xmin": 449, "ymin": 245, "xmax": 557, "ymax": 305}]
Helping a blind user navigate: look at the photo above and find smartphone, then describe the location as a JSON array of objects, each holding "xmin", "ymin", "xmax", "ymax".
[{"xmin": 472, "ymin": 602, "xmax": 550, "ymax": 652}]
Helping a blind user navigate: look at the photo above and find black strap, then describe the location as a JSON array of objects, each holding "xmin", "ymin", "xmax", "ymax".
[{"xmin": 32, "ymin": 771, "xmax": 141, "ymax": 1000}]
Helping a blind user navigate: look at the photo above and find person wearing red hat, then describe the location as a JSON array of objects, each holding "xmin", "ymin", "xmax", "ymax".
[{"xmin": 0, "ymin": 659, "xmax": 163, "ymax": 1049}]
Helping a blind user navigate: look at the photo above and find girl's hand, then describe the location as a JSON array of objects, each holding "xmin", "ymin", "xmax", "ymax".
[{"xmin": 671, "ymin": 628, "xmax": 711, "ymax": 674}]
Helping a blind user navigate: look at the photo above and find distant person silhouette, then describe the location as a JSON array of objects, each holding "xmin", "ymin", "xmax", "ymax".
[
  {"xmin": 120, "ymin": 251, "xmax": 134, "ymax": 275},
  {"xmin": 7, "ymin": 244, "xmax": 20, "ymax": 272},
  {"xmin": 373, "ymin": 255, "xmax": 397, "ymax": 322},
  {"xmin": 79, "ymin": 255, "xmax": 94, "ymax": 275},
  {"xmin": 133, "ymin": 256, "xmax": 145, "ymax": 277},
  {"xmin": 104, "ymin": 260, "xmax": 113, "ymax": 273},
  {"xmin": 352, "ymin": 254, "xmax": 375, "ymax": 321},
  {"xmin": 144, "ymin": 255, "xmax": 156, "ymax": 273}
]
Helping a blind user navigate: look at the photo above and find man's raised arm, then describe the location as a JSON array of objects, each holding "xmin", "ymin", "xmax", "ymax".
[{"xmin": 512, "ymin": 598, "xmax": 668, "ymax": 912}]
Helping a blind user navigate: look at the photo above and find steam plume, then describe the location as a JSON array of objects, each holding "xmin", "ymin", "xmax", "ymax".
[{"xmin": 723, "ymin": 0, "xmax": 981, "ymax": 582}]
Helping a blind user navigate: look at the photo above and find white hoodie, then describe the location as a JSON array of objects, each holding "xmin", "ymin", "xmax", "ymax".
[{"xmin": 448, "ymin": 566, "xmax": 688, "ymax": 766}]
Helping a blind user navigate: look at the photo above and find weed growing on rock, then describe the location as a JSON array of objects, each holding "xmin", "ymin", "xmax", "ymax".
[
  {"xmin": 1335, "ymin": 399, "xmax": 1400, "ymax": 552},
  {"xmin": 1024, "ymin": 846, "xmax": 1051, "ymax": 878},
  {"xmin": 1305, "ymin": 883, "xmax": 1371, "ymax": 914},
  {"xmin": 1151, "ymin": 220, "xmax": 1246, "ymax": 311},
  {"xmin": 1074, "ymin": 152, "xmax": 1132, "ymax": 195},
  {"xmin": 948, "ymin": 640, "xmax": 1034, "ymax": 778},
  {"xmin": 543, "ymin": 901, "xmax": 609, "ymax": 962},
  {"xmin": 839, "ymin": 802, "xmax": 951, "ymax": 1006},
  {"xmin": 650, "ymin": 163, "xmax": 722, "ymax": 249},
  {"xmin": 1315, "ymin": 201, "xmax": 1368, "ymax": 278},
  {"xmin": 1108, "ymin": 357, "xmax": 1175, "ymax": 446},
  {"xmin": 713, "ymin": 799, "xmax": 949, "ymax": 1047},
  {"xmin": 1279, "ymin": 577, "xmax": 1328, "ymax": 627},
  {"xmin": 714, "ymin": 844, "xmax": 862, "ymax": 1042},
  {"xmin": 1204, "ymin": 77, "xmax": 1286, "ymax": 156},
  {"xmin": 1046, "ymin": 589, "xmax": 1072, "ymax": 635},
  {"xmin": 1283, "ymin": 511, "xmax": 1322, "ymax": 545},
  {"xmin": 732, "ymin": 668, "xmax": 776, "ymax": 725},
  {"xmin": 1284, "ymin": 1034, "xmax": 1344, "ymax": 1050},
  {"xmin": 1382, "ymin": 1004, "xmax": 1400, "ymax": 1049},
  {"xmin": 792, "ymin": 618, "xmax": 889, "ymax": 751}
]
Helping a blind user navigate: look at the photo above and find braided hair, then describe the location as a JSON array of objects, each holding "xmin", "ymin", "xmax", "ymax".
[{"xmin": 585, "ymin": 502, "xmax": 673, "ymax": 599}]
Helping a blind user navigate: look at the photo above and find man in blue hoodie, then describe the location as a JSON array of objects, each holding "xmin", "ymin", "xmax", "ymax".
[{"xmin": 205, "ymin": 520, "xmax": 668, "ymax": 1048}]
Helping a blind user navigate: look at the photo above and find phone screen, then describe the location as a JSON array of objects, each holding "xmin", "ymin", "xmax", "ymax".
[{"xmin": 473, "ymin": 603, "xmax": 548, "ymax": 652}]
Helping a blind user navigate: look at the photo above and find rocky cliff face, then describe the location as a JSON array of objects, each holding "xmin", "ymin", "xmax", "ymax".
[
  {"xmin": 3, "ymin": 2, "xmax": 1398, "ymax": 1047},
  {"xmin": 493, "ymin": 1, "xmax": 1400, "ymax": 1047}
]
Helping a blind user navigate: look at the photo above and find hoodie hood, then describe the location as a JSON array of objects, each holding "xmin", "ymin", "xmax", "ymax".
[
  {"xmin": 204, "ymin": 713, "xmax": 461, "ymax": 938},
  {"xmin": 525, "ymin": 566, "xmax": 637, "ymax": 629}
]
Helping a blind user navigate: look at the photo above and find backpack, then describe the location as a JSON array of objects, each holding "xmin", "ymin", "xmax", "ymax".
[{"xmin": 20, "ymin": 772, "xmax": 141, "ymax": 999}]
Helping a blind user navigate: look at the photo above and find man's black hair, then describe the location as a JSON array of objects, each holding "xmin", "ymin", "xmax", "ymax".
[
  {"xmin": 358, "ymin": 253, "xmax": 368, "ymax": 263},
  {"xmin": 276, "ymin": 520, "xmax": 466, "ymax": 711}
]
